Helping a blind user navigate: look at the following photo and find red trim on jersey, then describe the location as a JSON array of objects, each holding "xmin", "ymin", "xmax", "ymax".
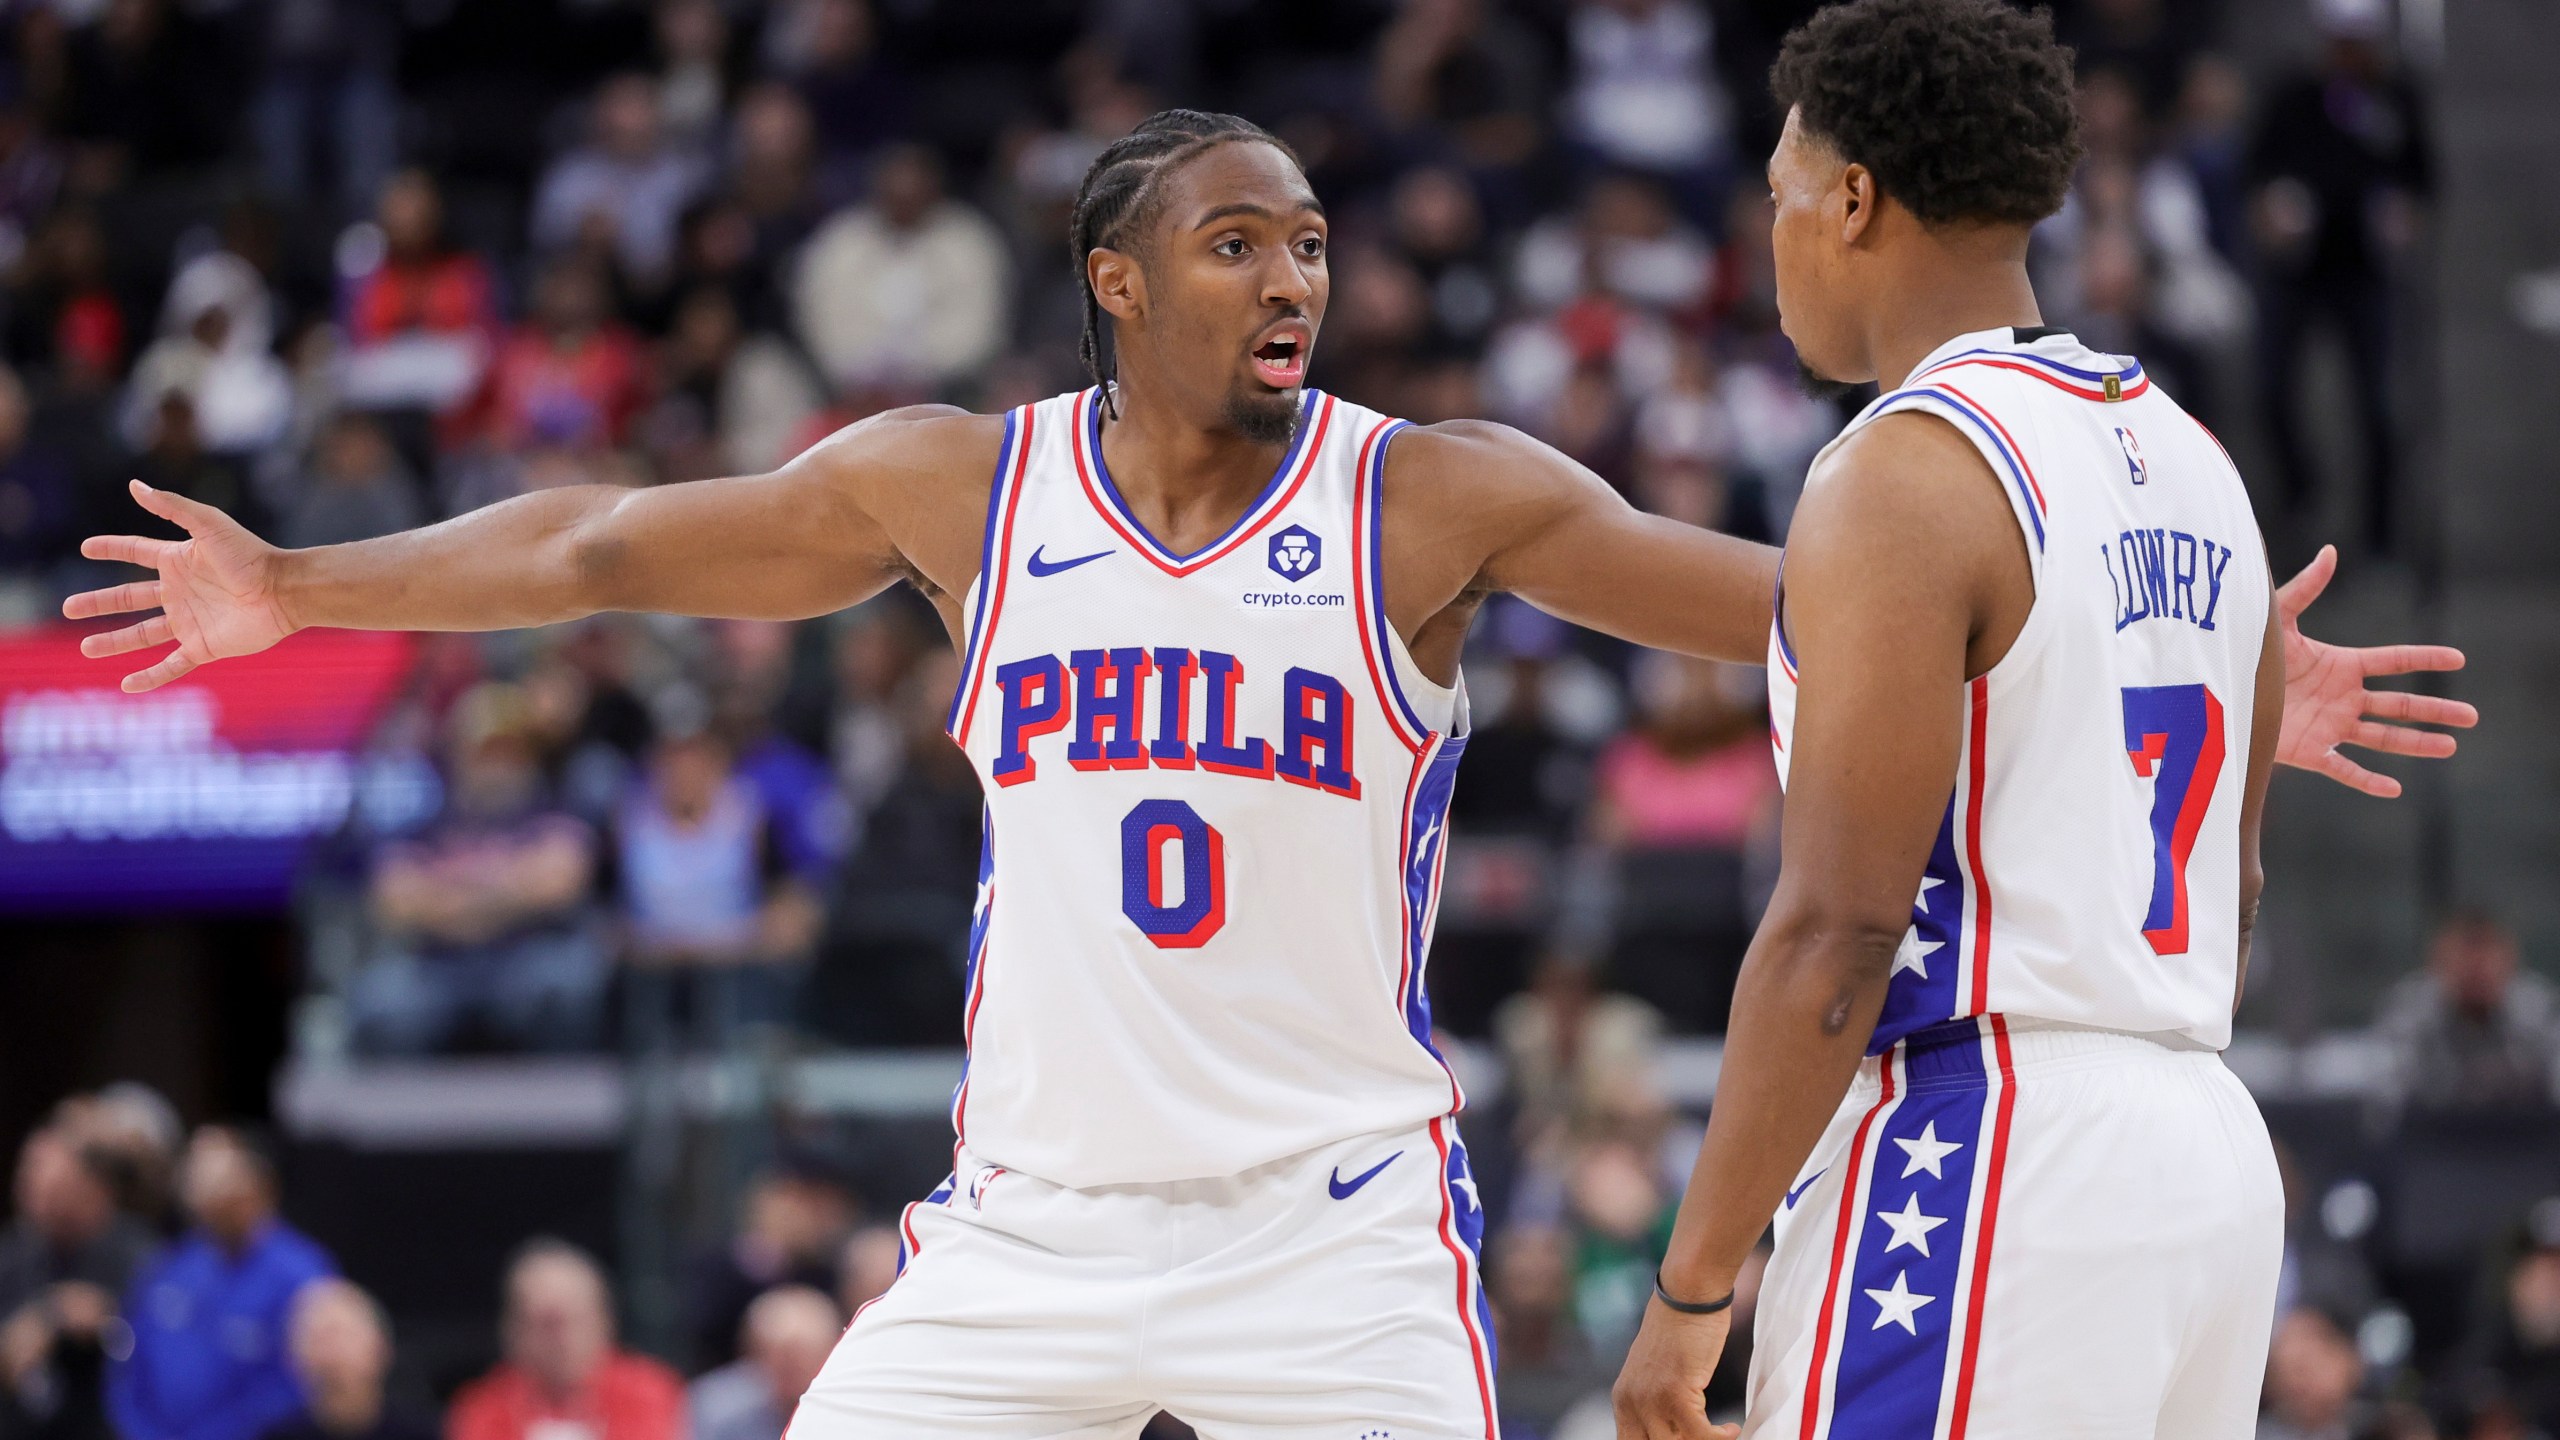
[
  {"xmin": 1913, "ymin": 355, "xmax": 2152, "ymax": 406},
  {"xmin": 1932, "ymin": 381, "xmax": 2050, "ymax": 518},
  {"xmin": 952, "ymin": 409, "xmax": 1037, "ymax": 747},
  {"xmin": 1946, "ymin": 1017, "xmax": 2020, "ymax": 1440},
  {"xmin": 1799, "ymin": 1060, "xmax": 1900, "ymax": 1440},
  {"xmin": 1348, "ymin": 416, "xmax": 1428, "ymax": 756},
  {"xmin": 1071, "ymin": 390, "xmax": 1336, "ymax": 577},
  {"xmin": 1964, "ymin": 678, "xmax": 1994, "ymax": 1016},
  {"xmin": 1428, "ymin": 1117, "xmax": 1498, "ymax": 1440}
]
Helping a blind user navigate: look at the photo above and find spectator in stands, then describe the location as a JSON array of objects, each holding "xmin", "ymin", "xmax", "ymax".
[
  {"xmin": 448, "ymin": 1243, "xmax": 683, "ymax": 1440},
  {"xmin": 108, "ymin": 1128, "xmax": 336, "ymax": 1440},
  {"xmin": 0, "ymin": 1123, "xmax": 159, "ymax": 1440},
  {"xmin": 766, "ymin": 0, "xmax": 911, "ymax": 169},
  {"xmin": 476, "ymin": 258, "xmax": 648, "ymax": 455},
  {"xmin": 834, "ymin": 1225, "xmax": 900, "ymax": 1322},
  {"xmin": 261, "ymin": 1280, "xmax": 430, "ymax": 1440},
  {"xmin": 792, "ymin": 144, "xmax": 1008, "ymax": 395},
  {"xmin": 128, "ymin": 393, "xmax": 258, "ymax": 541},
  {"xmin": 1589, "ymin": 653, "xmax": 1775, "ymax": 856},
  {"xmin": 0, "ymin": 364, "xmax": 77, "ymax": 582},
  {"xmin": 2455, "ymin": 1203, "xmax": 2560, "ymax": 1436},
  {"xmin": 2378, "ymin": 911, "xmax": 2560, "ymax": 1111},
  {"xmin": 338, "ymin": 171, "xmax": 498, "ymax": 419},
  {"xmin": 681, "ymin": 1165, "xmax": 853, "ymax": 1371},
  {"xmin": 248, "ymin": 0, "xmax": 397, "ymax": 207},
  {"xmin": 52, "ymin": 1085, "xmax": 184, "ymax": 1233},
  {"xmin": 1487, "ymin": 1224, "xmax": 1608, "ymax": 1437},
  {"xmin": 2258, "ymin": 1306, "xmax": 2369, "ymax": 1440},
  {"xmin": 346, "ymin": 683, "xmax": 607, "ymax": 1055},
  {"xmin": 3, "ymin": 208, "xmax": 125, "ymax": 386},
  {"xmin": 1559, "ymin": 0, "xmax": 1734, "ymax": 225},
  {"xmin": 685, "ymin": 1286, "xmax": 839, "ymax": 1440},
  {"xmin": 1494, "ymin": 949, "xmax": 1664, "ymax": 1134},
  {"xmin": 281, "ymin": 413, "xmax": 421, "ymax": 551},
  {"xmin": 56, "ymin": 0, "xmax": 233, "ymax": 187},
  {"xmin": 122, "ymin": 252, "xmax": 293, "ymax": 459},
  {"xmin": 532, "ymin": 74, "xmax": 709, "ymax": 293},
  {"xmin": 614, "ymin": 727, "xmax": 822, "ymax": 1050},
  {"xmin": 1370, "ymin": 0, "xmax": 1550, "ymax": 173},
  {"xmin": 2246, "ymin": 0, "xmax": 2432, "ymax": 554}
]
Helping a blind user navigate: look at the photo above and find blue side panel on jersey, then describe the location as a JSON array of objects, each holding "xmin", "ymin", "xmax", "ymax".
[
  {"xmin": 948, "ymin": 809, "xmax": 996, "ymax": 1128},
  {"xmin": 1868, "ymin": 800, "xmax": 1965, "ymax": 1055},
  {"xmin": 1400, "ymin": 735, "xmax": 1467, "ymax": 1054},
  {"xmin": 1442, "ymin": 1126, "xmax": 1498, "ymax": 1372},
  {"xmin": 946, "ymin": 408, "xmax": 1020, "ymax": 734},
  {"xmin": 1828, "ymin": 1025, "xmax": 1988, "ymax": 1438},
  {"xmin": 1873, "ymin": 389, "xmax": 2045, "ymax": 551}
]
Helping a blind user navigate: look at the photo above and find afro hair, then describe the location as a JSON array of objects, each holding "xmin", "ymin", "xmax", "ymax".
[{"xmin": 1771, "ymin": 0, "xmax": 2084, "ymax": 228}]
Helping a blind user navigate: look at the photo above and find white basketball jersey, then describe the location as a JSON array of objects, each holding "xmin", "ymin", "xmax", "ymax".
[
  {"xmin": 943, "ymin": 387, "xmax": 1468, "ymax": 1188},
  {"xmin": 1768, "ymin": 328, "xmax": 2271, "ymax": 1052}
]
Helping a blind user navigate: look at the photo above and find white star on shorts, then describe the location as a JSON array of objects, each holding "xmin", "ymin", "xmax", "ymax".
[
  {"xmin": 1875, "ymin": 1192, "xmax": 1950, "ymax": 1257},
  {"xmin": 1893, "ymin": 1121, "xmax": 1964, "ymax": 1180},
  {"xmin": 1864, "ymin": 1269, "xmax": 1938, "ymax": 1335}
]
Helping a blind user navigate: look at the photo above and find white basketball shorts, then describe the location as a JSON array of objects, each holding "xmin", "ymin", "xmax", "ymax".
[
  {"xmin": 789, "ymin": 1116, "xmax": 1499, "ymax": 1440},
  {"xmin": 1744, "ymin": 1016, "xmax": 2284, "ymax": 1440}
]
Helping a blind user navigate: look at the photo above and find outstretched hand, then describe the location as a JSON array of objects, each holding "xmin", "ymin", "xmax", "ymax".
[
  {"xmin": 2276, "ymin": 545, "xmax": 2477, "ymax": 797},
  {"xmin": 61, "ymin": 480, "xmax": 298, "ymax": 692}
]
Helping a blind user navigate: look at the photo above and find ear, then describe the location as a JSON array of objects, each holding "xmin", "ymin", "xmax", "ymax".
[
  {"xmin": 1089, "ymin": 246, "xmax": 1146, "ymax": 324},
  {"xmin": 1839, "ymin": 162, "xmax": 1881, "ymax": 247}
]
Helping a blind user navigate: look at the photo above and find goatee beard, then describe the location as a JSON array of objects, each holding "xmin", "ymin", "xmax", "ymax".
[
  {"xmin": 1225, "ymin": 390, "xmax": 1302, "ymax": 447},
  {"xmin": 1794, "ymin": 356, "xmax": 1864, "ymax": 404}
]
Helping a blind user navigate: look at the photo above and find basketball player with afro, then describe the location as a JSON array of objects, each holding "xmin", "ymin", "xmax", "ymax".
[
  {"xmin": 1610, "ymin": 2, "xmax": 2447, "ymax": 1437},
  {"xmin": 72, "ymin": 22, "xmax": 2466, "ymax": 1435}
]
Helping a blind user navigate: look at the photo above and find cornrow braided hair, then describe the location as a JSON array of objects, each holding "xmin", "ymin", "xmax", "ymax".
[{"xmin": 1068, "ymin": 109, "xmax": 1298, "ymax": 419}]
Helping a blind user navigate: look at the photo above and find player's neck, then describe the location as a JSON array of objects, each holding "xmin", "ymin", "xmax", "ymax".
[
  {"xmin": 1096, "ymin": 380, "xmax": 1297, "ymax": 547},
  {"xmin": 1864, "ymin": 255, "xmax": 2042, "ymax": 392}
]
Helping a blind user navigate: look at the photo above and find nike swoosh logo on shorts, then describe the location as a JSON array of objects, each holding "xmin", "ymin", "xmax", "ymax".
[
  {"xmin": 1784, "ymin": 1166, "xmax": 1827, "ymax": 1209},
  {"xmin": 1026, "ymin": 546, "xmax": 1113, "ymax": 577},
  {"xmin": 1328, "ymin": 1151, "xmax": 1402, "ymax": 1200}
]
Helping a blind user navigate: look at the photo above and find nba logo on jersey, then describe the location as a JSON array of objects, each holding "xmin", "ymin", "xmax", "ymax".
[
  {"xmin": 2115, "ymin": 426, "xmax": 2149, "ymax": 486},
  {"xmin": 1269, "ymin": 524, "xmax": 1322, "ymax": 581}
]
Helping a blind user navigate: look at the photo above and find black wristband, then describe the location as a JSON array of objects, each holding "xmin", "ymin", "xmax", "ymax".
[{"xmin": 1653, "ymin": 1267, "xmax": 1736, "ymax": 1316}]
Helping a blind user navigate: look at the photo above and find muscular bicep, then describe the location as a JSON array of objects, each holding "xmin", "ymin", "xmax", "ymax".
[
  {"xmin": 577, "ymin": 407, "xmax": 997, "ymax": 621},
  {"xmin": 1387, "ymin": 422, "xmax": 1778, "ymax": 665}
]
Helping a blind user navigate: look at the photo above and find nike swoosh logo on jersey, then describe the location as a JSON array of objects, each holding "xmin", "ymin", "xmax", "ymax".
[
  {"xmin": 1783, "ymin": 1166, "xmax": 1827, "ymax": 1210},
  {"xmin": 1026, "ymin": 546, "xmax": 1113, "ymax": 577},
  {"xmin": 1327, "ymin": 1151, "xmax": 1402, "ymax": 1200}
]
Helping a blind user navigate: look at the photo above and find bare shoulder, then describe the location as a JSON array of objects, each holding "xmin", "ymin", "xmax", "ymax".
[
  {"xmin": 1386, "ymin": 417, "xmax": 1581, "ymax": 504},
  {"xmin": 784, "ymin": 404, "xmax": 1012, "ymax": 599},
  {"xmin": 1794, "ymin": 410, "xmax": 2008, "ymax": 548},
  {"xmin": 789, "ymin": 404, "xmax": 1008, "ymax": 497}
]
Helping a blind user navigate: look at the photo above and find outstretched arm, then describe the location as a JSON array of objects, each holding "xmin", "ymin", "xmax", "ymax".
[
  {"xmin": 66, "ymin": 408, "xmax": 999, "ymax": 691},
  {"xmin": 1391, "ymin": 420, "xmax": 2470, "ymax": 792},
  {"xmin": 1384, "ymin": 419, "xmax": 1780, "ymax": 667}
]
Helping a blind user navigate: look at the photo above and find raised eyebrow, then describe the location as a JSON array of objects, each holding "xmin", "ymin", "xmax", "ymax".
[{"xmin": 1191, "ymin": 198, "xmax": 1328, "ymax": 229}]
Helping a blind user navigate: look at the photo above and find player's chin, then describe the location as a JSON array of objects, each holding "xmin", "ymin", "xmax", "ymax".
[{"xmin": 1221, "ymin": 384, "xmax": 1302, "ymax": 447}]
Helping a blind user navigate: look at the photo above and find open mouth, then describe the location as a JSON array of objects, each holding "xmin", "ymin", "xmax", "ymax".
[{"xmin": 1249, "ymin": 328, "xmax": 1308, "ymax": 387}]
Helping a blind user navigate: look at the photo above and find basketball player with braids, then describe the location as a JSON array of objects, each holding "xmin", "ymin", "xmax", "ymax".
[{"xmin": 69, "ymin": 106, "xmax": 2467, "ymax": 1436}]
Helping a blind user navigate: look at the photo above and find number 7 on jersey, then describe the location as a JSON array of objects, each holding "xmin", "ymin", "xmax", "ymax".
[{"xmin": 2121, "ymin": 684, "xmax": 2226, "ymax": 956}]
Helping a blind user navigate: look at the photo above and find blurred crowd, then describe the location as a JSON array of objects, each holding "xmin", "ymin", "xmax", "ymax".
[
  {"xmin": 0, "ymin": 0, "xmax": 2478, "ymax": 1435},
  {"xmin": 4, "ymin": 1092, "xmax": 880, "ymax": 1440}
]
